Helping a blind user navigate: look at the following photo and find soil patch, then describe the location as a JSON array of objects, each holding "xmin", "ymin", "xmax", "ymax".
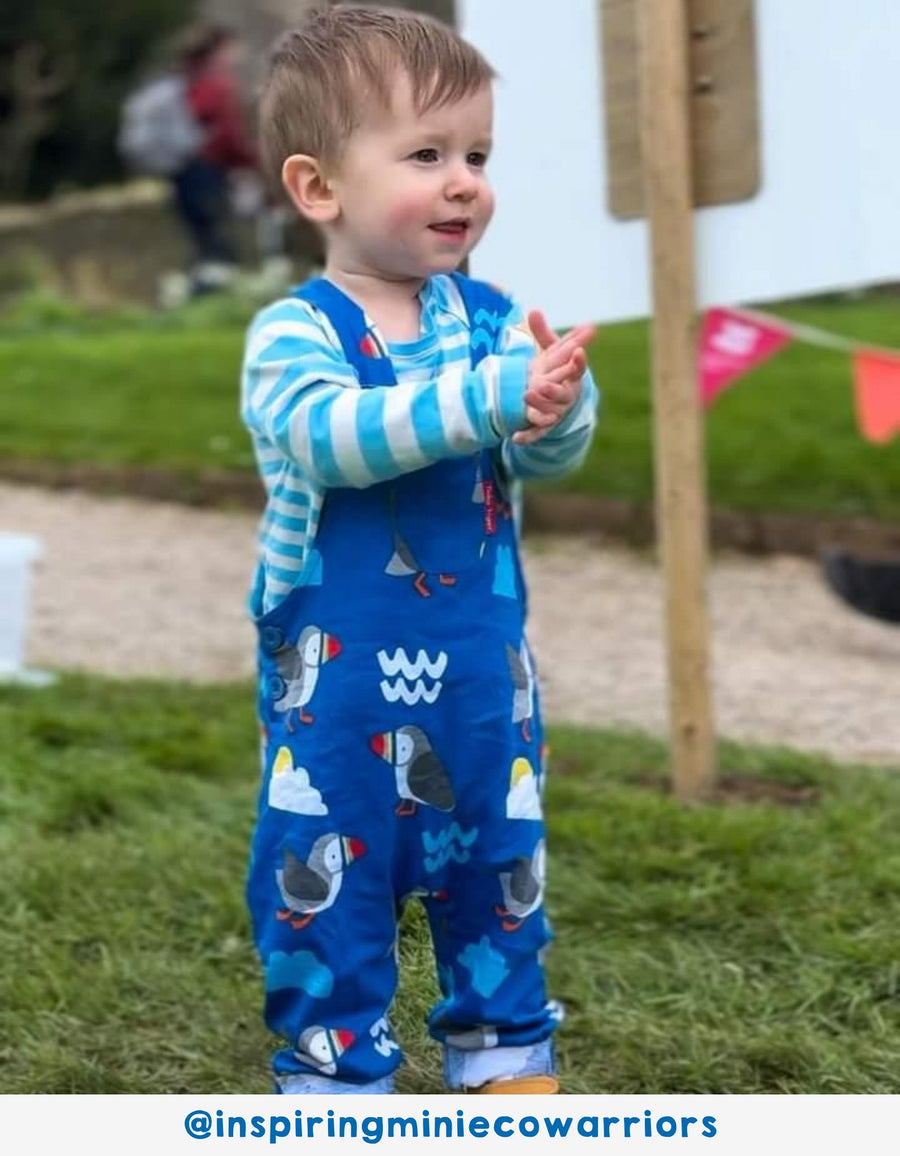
[{"xmin": 639, "ymin": 773, "xmax": 821, "ymax": 807}]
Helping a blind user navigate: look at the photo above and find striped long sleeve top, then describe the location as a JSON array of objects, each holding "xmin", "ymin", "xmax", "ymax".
[{"xmin": 240, "ymin": 273, "xmax": 599, "ymax": 614}]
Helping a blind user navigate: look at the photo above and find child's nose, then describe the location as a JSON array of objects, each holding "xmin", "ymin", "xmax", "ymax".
[{"xmin": 445, "ymin": 163, "xmax": 480, "ymax": 201}]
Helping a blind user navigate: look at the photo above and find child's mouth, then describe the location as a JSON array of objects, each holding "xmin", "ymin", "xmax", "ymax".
[{"xmin": 429, "ymin": 220, "xmax": 470, "ymax": 237}]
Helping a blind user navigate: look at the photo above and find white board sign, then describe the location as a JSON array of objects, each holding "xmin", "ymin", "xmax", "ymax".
[{"xmin": 459, "ymin": 0, "xmax": 900, "ymax": 325}]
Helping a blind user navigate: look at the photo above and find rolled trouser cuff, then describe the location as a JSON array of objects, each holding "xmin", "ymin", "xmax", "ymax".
[
  {"xmin": 275, "ymin": 1072, "xmax": 394, "ymax": 1094},
  {"xmin": 444, "ymin": 1038, "xmax": 555, "ymax": 1090}
]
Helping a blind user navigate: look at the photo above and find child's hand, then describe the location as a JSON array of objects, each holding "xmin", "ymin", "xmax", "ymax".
[{"xmin": 515, "ymin": 310, "xmax": 595, "ymax": 446}]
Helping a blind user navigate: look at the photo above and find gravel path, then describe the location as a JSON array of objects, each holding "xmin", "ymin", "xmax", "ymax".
[{"xmin": 4, "ymin": 483, "xmax": 899, "ymax": 765}]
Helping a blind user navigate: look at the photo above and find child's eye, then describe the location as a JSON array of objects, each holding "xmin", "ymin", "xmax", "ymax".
[
  {"xmin": 412, "ymin": 148, "xmax": 439, "ymax": 163},
  {"xmin": 467, "ymin": 151, "xmax": 488, "ymax": 168}
]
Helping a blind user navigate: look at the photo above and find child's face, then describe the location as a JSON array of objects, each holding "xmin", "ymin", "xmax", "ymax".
[{"xmin": 326, "ymin": 72, "xmax": 495, "ymax": 282}]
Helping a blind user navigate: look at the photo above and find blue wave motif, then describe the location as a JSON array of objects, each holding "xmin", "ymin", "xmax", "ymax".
[
  {"xmin": 422, "ymin": 822, "xmax": 479, "ymax": 872},
  {"xmin": 473, "ymin": 306, "xmax": 503, "ymax": 330},
  {"xmin": 470, "ymin": 307, "xmax": 503, "ymax": 358},
  {"xmin": 423, "ymin": 823, "xmax": 479, "ymax": 852}
]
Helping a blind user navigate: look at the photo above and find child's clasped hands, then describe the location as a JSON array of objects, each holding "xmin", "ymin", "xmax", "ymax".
[{"xmin": 514, "ymin": 311, "xmax": 596, "ymax": 445}]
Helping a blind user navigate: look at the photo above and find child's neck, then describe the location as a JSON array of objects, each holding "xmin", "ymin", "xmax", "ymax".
[{"xmin": 323, "ymin": 264, "xmax": 425, "ymax": 343}]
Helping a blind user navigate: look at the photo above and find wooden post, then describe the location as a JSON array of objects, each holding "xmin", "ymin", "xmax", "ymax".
[{"xmin": 637, "ymin": 0, "xmax": 716, "ymax": 799}]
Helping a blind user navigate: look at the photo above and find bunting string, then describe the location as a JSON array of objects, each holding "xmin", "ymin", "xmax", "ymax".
[{"xmin": 735, "ymin": 307, "xmax": 899, "ymax": 358}]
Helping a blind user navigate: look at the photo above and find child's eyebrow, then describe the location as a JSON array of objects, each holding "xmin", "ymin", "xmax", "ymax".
[{"xmin": 403, "ymin": 130, "xmax": 493, "ymax": 150}]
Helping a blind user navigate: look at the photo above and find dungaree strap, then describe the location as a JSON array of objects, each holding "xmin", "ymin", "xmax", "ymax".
[
  {"xmin": 292, "ymin": 277, "xmax": 397, "ymax": 386},
  {"xmin": 292, "ymin": 274, "xmax": 514, "ymax": 375},
  {"xmin": 448, "ymin": 272, "xmax": 514, "ymax": 368}
]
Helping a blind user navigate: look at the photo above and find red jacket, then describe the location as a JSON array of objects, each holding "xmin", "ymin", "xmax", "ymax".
[{"xmin": 186, "ymin": 70, "xmax": 257, "ymax": 170}]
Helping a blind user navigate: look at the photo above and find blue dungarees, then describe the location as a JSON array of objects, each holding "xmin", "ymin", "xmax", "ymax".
[{"xmin": 247, "ymin": 275, "xmax": 558, "ymax": 1092}]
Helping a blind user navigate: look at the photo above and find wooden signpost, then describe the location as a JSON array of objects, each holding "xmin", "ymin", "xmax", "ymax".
[
  {"xmin": 602, "ymin": 0, "xmax": 760, "ymax": 221},
  {"xmin": 594, "ymin": 0, "xmax": 761, "ymax": 795},
  {"xmin": 598, "ymin": 0, "xmax": 760, "ymax": 798},
  {"xmin": 636, "ymin": 0, "xmax": 716, "ymax": 799}
]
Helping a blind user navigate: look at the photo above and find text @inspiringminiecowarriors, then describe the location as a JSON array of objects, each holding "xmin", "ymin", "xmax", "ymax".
[{"xmin": 183, "ymin": 1107, "xmax": 719, "ymax": 1144}]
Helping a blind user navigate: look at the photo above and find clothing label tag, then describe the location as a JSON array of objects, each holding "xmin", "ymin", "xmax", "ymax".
[{"xmin": 483, "ymin": 480, "xmax": 497, "ymax": 535}]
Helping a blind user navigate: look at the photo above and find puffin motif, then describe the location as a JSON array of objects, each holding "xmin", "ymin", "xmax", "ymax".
[
  {"xmin": 472, "ymin": 460, "xmax": 485, "ymax": 504},
  {"xmin": 495, "ymin": 839, "xmax": 545, "ymax": 932},
  {"xmin": 385, "ymin": 530, "xmax": 457, "ymax": 598},
  {"xmin": 505, "ymin": 640, "xmax": 536, "ymax": 742},
  {"xmin": 276, "ymin": 833, "xmax": 367, "ymax": 930},
  {"xmin": 270, "ymin": 624, "xmax": 341, "ymax": 730},
  {"xmin": 294, "ymin": 1024, "xmax": 355, "ymax": 1076},
  {"xmin": 359, "ymin": 331, "xmax": 383, "ymax": 358},
  {"xmin": 398, "ymin": 885, "xmax": 449, "ymax": 907},
  {"xmin": 369, "ymin": 725, "xmax": 456, "ymax": 816}
]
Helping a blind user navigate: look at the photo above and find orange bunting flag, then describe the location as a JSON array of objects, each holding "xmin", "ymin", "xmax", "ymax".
[
  {"xmin": 698, "ymin": 307, "xmax": 793, "ymax": 407},
  {"xmin": 853, "ymin": 351, "xmax": 900, "ymax": 444}
]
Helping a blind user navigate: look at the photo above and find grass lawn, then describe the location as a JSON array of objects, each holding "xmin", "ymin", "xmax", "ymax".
[
  {"xmin": 2, "ymin": 293, "xmax": 900, "ymax": 519},
  {"xmin": 2, "ymin": 674, "xmax": 899, "ymax": 1094}
]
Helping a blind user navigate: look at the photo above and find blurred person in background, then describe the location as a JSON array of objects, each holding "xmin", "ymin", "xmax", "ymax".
[{"xmin": 175, "ymin": 22, "xmax": 259, "ymax": 295}]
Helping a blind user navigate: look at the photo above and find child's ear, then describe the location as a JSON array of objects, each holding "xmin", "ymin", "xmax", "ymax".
[{"xmin": 281, "ymin": 155, "xmax": 339, "ymax": 224}]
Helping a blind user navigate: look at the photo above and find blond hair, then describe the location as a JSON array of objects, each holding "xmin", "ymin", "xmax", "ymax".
[{"xmin": 258, "ymin": 4, "xmax": 495, "ymax": 190}]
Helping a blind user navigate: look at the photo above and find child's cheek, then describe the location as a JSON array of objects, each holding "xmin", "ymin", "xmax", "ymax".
[{"xmin": 386, "ymin": 192, "xmax": 433, "ymax": 231}]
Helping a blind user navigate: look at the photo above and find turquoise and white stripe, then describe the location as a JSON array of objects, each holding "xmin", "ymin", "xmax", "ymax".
[{"xmin": 240, "ymin": 273, "xmax": 599, "ymax": 613}]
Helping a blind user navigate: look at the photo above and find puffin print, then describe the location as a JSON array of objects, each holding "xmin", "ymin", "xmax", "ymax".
[
  {"xmin": 495, "ymin": 838, "xmax": 546, "ymax": 932},
  {"xmin": 369, "ymin": 725, "xmax": 456, "ymax": 816},
  {"xmin": 384, "ymin": 529, "xmax": 457, "ymax": 598},
  {"xmin": 398, "ymin": 885, "xmax": 449, "ymax": 907},
  {"xmin": 270, "ymin": 624, "xmax": 341, "ymax": 730},
  {"xmin": 294, "ymin": 1024, "xmax": 355, "ymax": 1076},
  {"xmin": 359, "ymin": 331, "xmax": 384, "ymax": 358},
  {"xmin": 472, "ymin": 460, "xmax": 485, "ymax": 504},
  {"xmin": 505, "ymin": 641, "xmax": 536, "ymax": 742},
  {"xmin": 276, "ymin": 833, "xmax": 367, "ymax": 930}
]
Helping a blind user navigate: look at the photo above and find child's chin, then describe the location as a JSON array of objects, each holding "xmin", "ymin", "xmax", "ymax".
[{"xmin": 425, "ymin": 253, "xmax": 469, "ymax": 275}]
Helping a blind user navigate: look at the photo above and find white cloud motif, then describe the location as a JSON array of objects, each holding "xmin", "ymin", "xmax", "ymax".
[
  {"xmin": 268, "ymin": 746, "xmax": 327, "ymax": 815},
  {"xmin": 505, "ymin": 757, "xmax": 542, "ymax": 820}
]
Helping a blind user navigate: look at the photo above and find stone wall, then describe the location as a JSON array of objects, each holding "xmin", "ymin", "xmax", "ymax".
[{"xmin": 0, "ymin": 181, "xmax": 322, "ymax": 306}]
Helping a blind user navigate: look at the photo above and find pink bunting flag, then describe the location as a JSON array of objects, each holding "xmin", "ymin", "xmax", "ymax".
[
  {"xmin": 698, "ymin": 307, "xmax": 793, "ymax": 406},
  {"xmin": 853, "ymin": 351, "xmax": 900, "ymax": 444}
]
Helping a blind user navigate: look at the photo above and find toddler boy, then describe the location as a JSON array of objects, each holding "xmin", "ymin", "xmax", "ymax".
[{"xmin": 242, "ymin": 3, "xmax": 598, "ymax": 1095}]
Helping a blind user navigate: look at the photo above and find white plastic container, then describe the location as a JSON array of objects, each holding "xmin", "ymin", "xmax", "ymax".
[{"xmin": 0, "ymin": 533, "xmax": 49, "ymax": 683}]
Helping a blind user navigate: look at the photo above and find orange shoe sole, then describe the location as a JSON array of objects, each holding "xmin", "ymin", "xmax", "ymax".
[{"xmin": 469, "ymin": 1075, "xmax": 559, "ymax": 1094}]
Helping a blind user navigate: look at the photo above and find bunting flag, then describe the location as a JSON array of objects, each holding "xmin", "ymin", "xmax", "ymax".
[
  {"xmin": 698, "ymin": 305, "xmax": 900, "ymax": 445},
  {"xmin": 698, "ymin": 307, "xmax": 793, "ymax": 406},
  {"xmin": 852, "ymin": 352, "xmax": 900, "ymax": 445}
]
